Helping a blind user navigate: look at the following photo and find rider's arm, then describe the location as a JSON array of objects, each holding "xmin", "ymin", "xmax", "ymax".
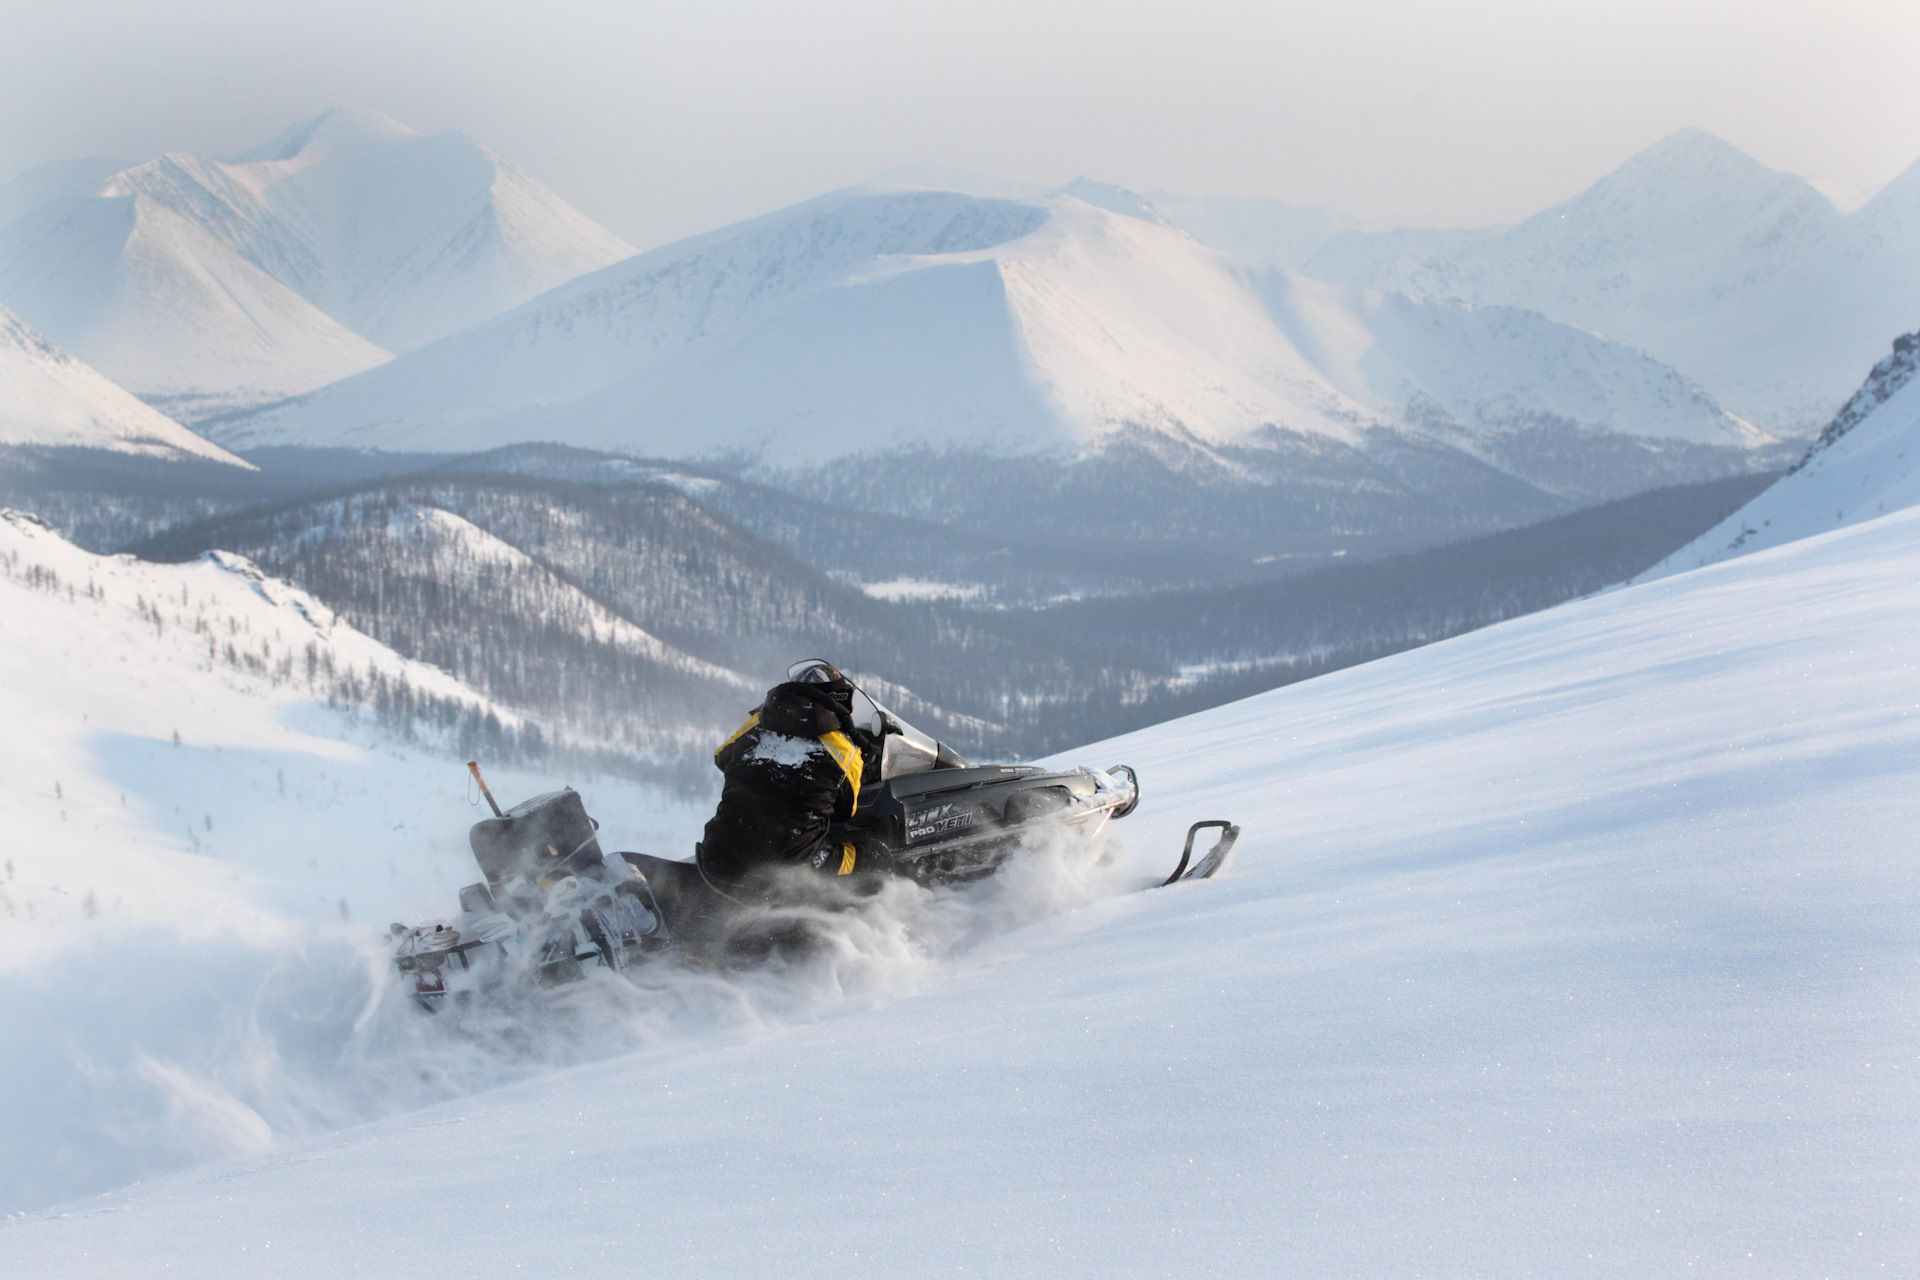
[{"xmin": 713, "ymin": 711, "xmax": 760, "ymax": 772}]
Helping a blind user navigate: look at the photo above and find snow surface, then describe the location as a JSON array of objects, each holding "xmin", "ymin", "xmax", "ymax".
[
  {"xmin": 857, "ymin": 578, "xmax": 987, "ymax": 603},
  {"xmin": 0, "ymin": 110, "xmax": 634, "ymax": 420},
  {"xmin": 1645, "ymin": 333, "xmax": 1920, "ymax": 579},
  {"xmin": 0, "ymin": 305, "xmax": 249, "ymax": 465},
  {"xmin": 0, "ymin": 509, "xmax": 708, "ymax": 1212},
  {"xmin": 216, "ymin": 183, "xmax": 1755, "ymax": 463},
  {"xmin": 1305, "ymin": 128, "xmax": 1920, "ymax": 432},
  {"xmin": 6, "ymin": 487, "xmax": 1919, "ymax": 1272}
]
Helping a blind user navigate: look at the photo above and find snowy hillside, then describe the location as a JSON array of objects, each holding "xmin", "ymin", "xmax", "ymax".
[
  {"xmin": 1643, "ymin": 330, "xmax": 1920, "ymax": 579},
  {"xmin": 217, "ymin": 182, "xmax": 1759, "ymax": 488},
  {"xmin": 5, "ymin": 471, "xmax": 1917, "ymax": 1272},
  {"xmin": 0, "ymin": 306, "xmax": 249, "ymax": 465},
  {"xmin": 0, "ymin": 110, "xmax": 634, "ymax": 420},
  {"xmin": 0, "ymin": 508, "xmax": 704, "ymax": 1210},
  {"xmin": 1305, "ymin": 128, "xmax": 1920, "ymax": 432}
]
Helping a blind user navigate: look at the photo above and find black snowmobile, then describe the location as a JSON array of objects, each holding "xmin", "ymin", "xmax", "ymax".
[{"xmin": 390, "ymin": 665, "xmax": 1238, "ymax": 1010}]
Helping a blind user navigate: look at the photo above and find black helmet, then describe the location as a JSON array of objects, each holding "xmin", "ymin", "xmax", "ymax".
[{"xmin": 787, "ymin": 658, "xmax": 855, "ymax": 712}]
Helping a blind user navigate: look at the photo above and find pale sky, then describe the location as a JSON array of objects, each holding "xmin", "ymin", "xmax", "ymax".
[{"xmin": 4, "ymin": 0, "xmax": 1918, "ymax": 250}]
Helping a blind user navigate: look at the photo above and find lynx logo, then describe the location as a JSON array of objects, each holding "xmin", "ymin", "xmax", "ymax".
[{"xmin": 907, "ymin": 802, "xmax": 979, "ymax": 843}]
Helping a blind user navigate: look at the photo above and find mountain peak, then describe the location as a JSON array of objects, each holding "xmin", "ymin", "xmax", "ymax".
[
  {"xmin": 1587, "ymin": 127, "xmax": 1812, "ymax": 204},
  {"xmin": 1057, "ymin": 178, "xmax": 1170, "ymax": 226},
  {"xmin": 228, "ymin": 109, "xmax": 418, "ymax": 164}
]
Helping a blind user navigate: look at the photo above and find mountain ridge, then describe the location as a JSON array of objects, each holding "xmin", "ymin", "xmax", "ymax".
[
  {"xmin": 212, "ymin": 182, "xmax": 1764, "ymax": 510},
  {"xmin": 1297, "ymin": 128, "xmax": 1917, "ymax": 431},
  {"xmin": 0, "ymin": 110, "xmax": 634, "ymax": 421},
  {"xmin": 0, "ymin": 304, "xmax": 250, "ymax": 466}
]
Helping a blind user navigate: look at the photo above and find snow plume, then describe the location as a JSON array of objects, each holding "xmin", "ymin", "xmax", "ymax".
[
  {"xmin": 1, "ymin": 824, "xmax": 1146, "ymax": 1215},
  {"xmin": 349, "ymin": 821, "xmax": 1148, "ymax": 1100}
]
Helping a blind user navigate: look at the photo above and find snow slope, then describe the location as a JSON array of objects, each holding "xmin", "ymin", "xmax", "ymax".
[
  {"xmin": 0, "ymin": 110, "xmax": 634, "ymax": 420},
  {"xmin": 1142, "ymin": 189, "xmax": 1371, "ymax": 270},
  {"xmin": 1306, "ymin": 128, "xmax": 1920, "ymax": 432},
  {"xmin": 6, "ymin": 487, "xmax": 1918, "ymax": 1272},
  {"xmin": 217, "ymin": 183, "xmax": 1756, "ymax": 467},
  {"xmin": 0, "ymin": 305, "xmax": 249, "ymax": 465},
  {"xmin": 1643, "ymin": 331, "xmax": 1920, "ymax": 579},
  {"xmin": 0, "ymin": 510, "xmax": 705, "ymax": 1210}
]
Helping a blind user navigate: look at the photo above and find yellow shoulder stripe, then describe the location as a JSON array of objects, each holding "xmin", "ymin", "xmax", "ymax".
[
  {"xmin": 715, "ymin": 712, "xmax": 760, "ymax": 757},
  {"xmin": 819, "ymin": 730, "xmax": 864, "ymax": 814}
]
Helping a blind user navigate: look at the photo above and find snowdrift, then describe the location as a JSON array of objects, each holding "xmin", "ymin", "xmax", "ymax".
[{"xmin": 6, "ymin": 487, "xmax": 1918, "ymax": 1273}]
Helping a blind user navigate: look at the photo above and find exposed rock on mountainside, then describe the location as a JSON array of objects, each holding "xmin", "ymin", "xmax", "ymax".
[{"xmin": 1643, "ymin": 330, "xmax": 1920, "ymax": 579}]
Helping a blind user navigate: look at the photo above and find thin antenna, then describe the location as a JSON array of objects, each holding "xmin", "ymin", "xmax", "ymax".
[{"xmin": 467, "ymin": 760, "xmax": 504, "ymax": 818}]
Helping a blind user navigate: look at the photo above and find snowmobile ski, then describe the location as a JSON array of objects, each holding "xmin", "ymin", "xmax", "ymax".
[{"xmin": 1162, "ymin": 820, "xmax": 1240, "ymax": 885}]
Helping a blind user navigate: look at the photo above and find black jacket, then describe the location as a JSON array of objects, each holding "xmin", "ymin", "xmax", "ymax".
[{"xmin": 698, "ymin": 682, "xmax": 870, "ymax": 886}]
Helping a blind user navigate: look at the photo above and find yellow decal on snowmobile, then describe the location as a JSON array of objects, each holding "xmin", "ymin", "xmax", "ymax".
[
  {"xmin": 839, "ymin": 843, "xmax": 856, "ymax": 875},
  {"xmin": 819, "ymin": 730, "xmax": 864, "ymax": 813},
  {"xmin": 715, "ymin": 712, "xmax": 760, "ymax": 757}
]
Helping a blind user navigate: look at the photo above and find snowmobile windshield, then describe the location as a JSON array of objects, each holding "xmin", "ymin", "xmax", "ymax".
[{"xmin": 785, "ymin": 658, "xmax": 957, "ymax": 777}]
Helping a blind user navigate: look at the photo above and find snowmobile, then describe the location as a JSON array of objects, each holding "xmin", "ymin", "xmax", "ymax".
[{"xmin": 390, "ymin": 664, "xmax": 1238, "ymax": 1010}]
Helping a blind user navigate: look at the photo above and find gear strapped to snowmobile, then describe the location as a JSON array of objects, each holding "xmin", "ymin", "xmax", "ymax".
[{"xmin": 389, "ymin": 663, "xmax": 1239, "ymax": 1010}]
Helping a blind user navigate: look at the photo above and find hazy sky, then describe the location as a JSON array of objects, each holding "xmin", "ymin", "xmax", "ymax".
[{"xmin": 4, "ymin": 0, "xmax": 1918, "ymax": 250}]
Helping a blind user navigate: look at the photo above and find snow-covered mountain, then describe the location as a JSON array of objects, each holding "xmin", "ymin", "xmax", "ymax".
[
  {"xmin": 215, "ymin": 183, "xmax": 1761, "ymax": 494},
  {"xmin": 6, "ymin": 467, "xmax": 1918, "ymax": 1271},
  {"xmin": 0, "ymin": 110, "xmax": 634, "ymax": 421},
  {"xmin": 1136, "ymin": 189, "xmax": 1371, "ymax": 271},
  {"xmin": 1643, "ymin": 330, "xmax": 1920, "ymax": 579},
  {"xmin": 1302, "ymin": 129, "xmax": 1920, "ymax": 432},
  {"xmin": 0, "ymin": 304, "xmax": 248, "ymax": 465}
]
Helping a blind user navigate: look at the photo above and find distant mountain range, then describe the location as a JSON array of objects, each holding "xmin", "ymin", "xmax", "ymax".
[
  {"xmin": 0, "ymin": 109, "xmax": 633, "ymax": 422},
  {"xmin": 217, "ymin": 180, "xmax": 1761, "ymax": 461},
  {"xmin": 1284, "ymin": 129, "xmax": 1920, "ymax": 434},
  {"xmin": 7, "ymin": 111, "xmax": 1911, "ymax": 589},
  {"xmin": 209, "ymin": 176, "xmax": 1773, "ymax": 561}
]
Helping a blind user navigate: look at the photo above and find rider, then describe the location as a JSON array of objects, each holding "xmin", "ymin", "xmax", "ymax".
[{"xmin": 696, "ymin": 660, "xmax": 882, "ymax": 894}]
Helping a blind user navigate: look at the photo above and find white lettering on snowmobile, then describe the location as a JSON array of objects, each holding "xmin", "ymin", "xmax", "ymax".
[{"xmin": 907, "ymin": 802, "xmax": 980, "ymax": 843}]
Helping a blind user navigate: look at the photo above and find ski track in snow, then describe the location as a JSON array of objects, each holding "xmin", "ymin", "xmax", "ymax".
[{"xmin": 2, "ymin": 497, "xmax": 1917, "ymax": 1273}]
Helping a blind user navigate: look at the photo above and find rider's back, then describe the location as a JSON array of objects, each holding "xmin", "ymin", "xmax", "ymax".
[{"xmin": 698, "ymin": 681, "xmax": 865, "ymax": 886}]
